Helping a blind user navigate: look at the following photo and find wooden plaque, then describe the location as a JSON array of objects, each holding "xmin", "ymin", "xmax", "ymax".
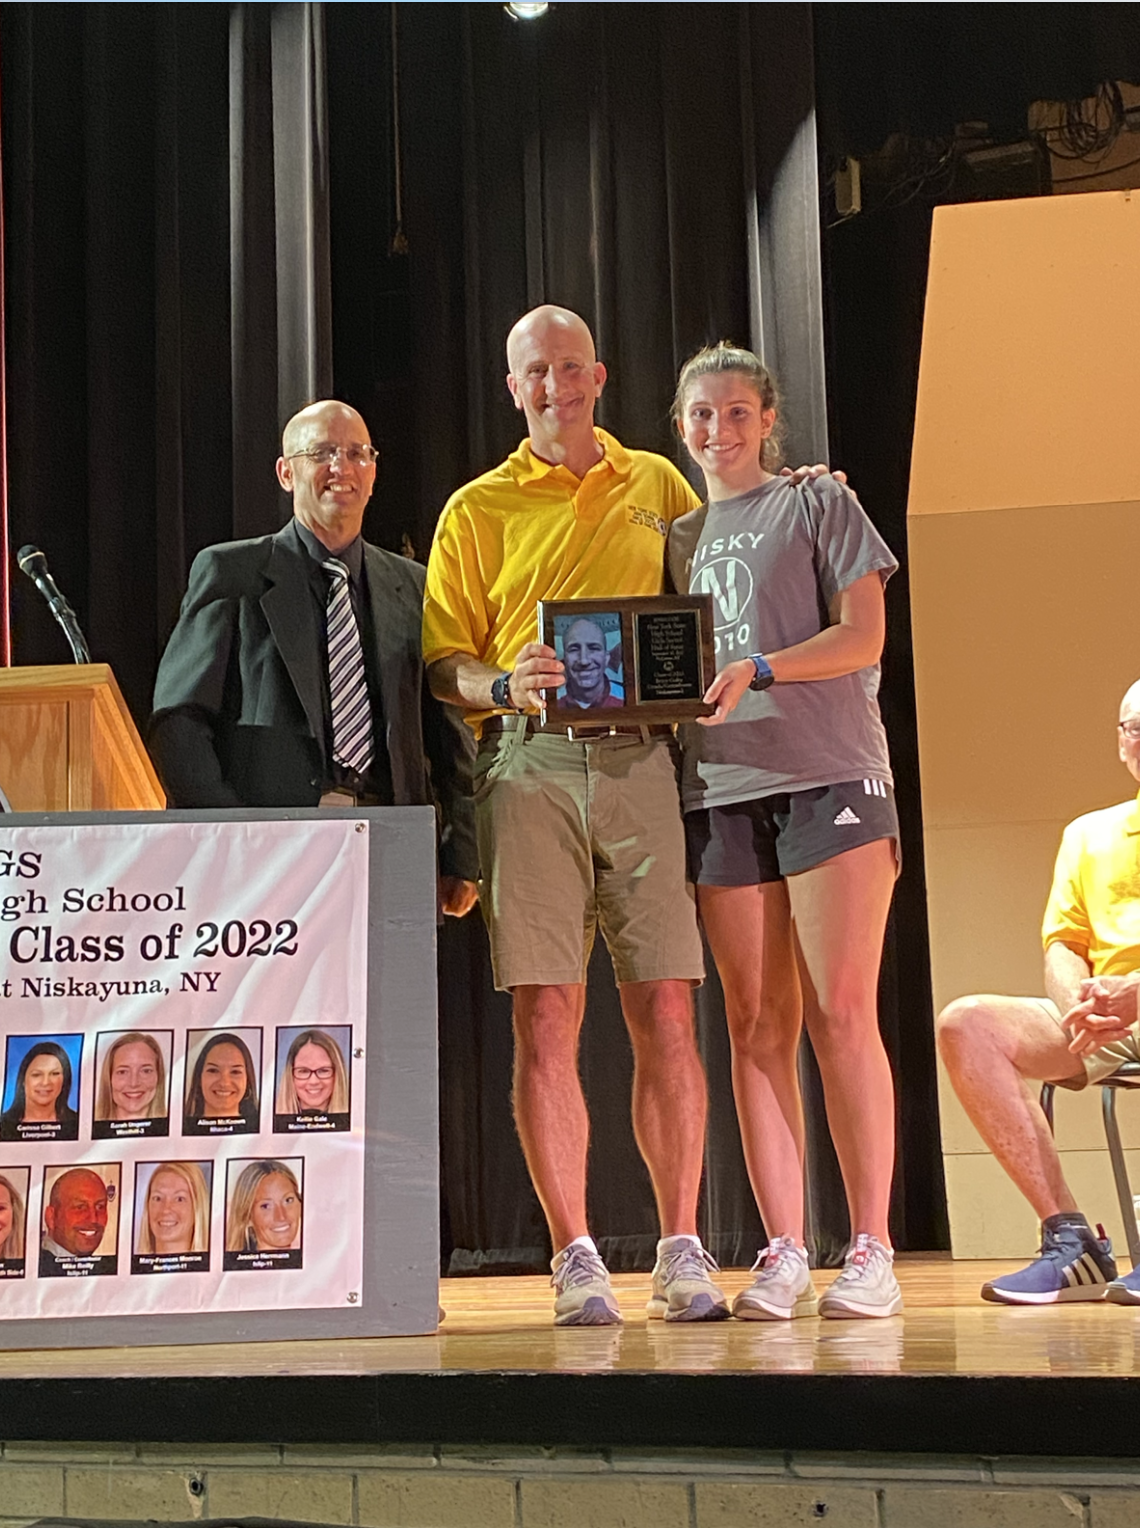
[{"xmin": 537, "ymin": 595, "xmax": 716, "ymax": 729}]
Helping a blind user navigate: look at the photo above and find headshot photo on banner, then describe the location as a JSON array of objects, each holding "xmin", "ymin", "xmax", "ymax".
[{"xmin": 1, "ymin": 1034, "xmax": 83, "ymax": 1142}]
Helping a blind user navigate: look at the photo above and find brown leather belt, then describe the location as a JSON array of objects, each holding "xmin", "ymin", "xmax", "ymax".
[{"xmin": 481, "ymin": 715, "xmax": 674, "ymax": 741}]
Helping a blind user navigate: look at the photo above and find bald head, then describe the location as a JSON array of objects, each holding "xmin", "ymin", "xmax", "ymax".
[
  {"xmin": 50, "ymin": 1168, "xmax": 104, "ymax": 1213},
  {"xmin": 506, "ymin": 306, "xmax": 596, "ymax": 373},
  {"xmin": 1121, "ymin": 682, "xmax": 1140, "ymax": 723},
  {"xmin": 276, "ymin": 399, "xmax": 377, "ymax": 553},
  {"xmin": 45, "ymin": 1168, "xmax": 109, "ymax": 1256},
  {"xmin": 1117, "ymin": 682, "xmax": 1140, "ymax": 785},
  {"xmin": 281, "ymin": 400, "xmax": 368, "ymax": 458},
  {"xmin": 505, "ymin": 306, "xmax": 606, "ymax": 470}
]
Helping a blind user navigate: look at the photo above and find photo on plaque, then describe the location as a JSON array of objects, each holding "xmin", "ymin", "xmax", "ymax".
[
  {"xmin": 0, "ymin": 1033, "xmax": 82, "ymax": 1142},
  {"xmin": 92, "ymin": 1029, "xmax": 173, "ymax": 1140},
  {"xmin": 273, "ymin": 1025, "xmax": 352, "ymax": 1134},
  {"xmin": 39, "ymin": 1161, "xmax": 120, "ymax": 1278},
  {"xmin": 538, "ymin": 595, "xmax": 715, "ymax": 727},
  {"xmin": 552, "ymin": 610, "xmax": 624, "ymax": 710},
  {"xmin": 223, "ymin": 1157, "xmax": 304, "ymax": 1272},
  {"xmin": 132, "ymin": 1160, "xmax": 212, "ymax": 1275},
  {"xmin": 0, "ymin": 1165, "xmax": 30, "ymax": 1279},
  {"xmin": 182, "ymin": 1028, "xmax": 261, "ymax": 1137}
]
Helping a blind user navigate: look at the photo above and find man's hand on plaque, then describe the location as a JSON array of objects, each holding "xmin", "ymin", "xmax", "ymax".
[{"xmin": 509, "ymin": 642, "xmax": 564, "ymax": 710}]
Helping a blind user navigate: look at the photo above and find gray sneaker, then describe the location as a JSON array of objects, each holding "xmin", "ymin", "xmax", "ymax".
[
  {"xmin": 647, "ymin": 1242, "xmax": 730, "ymax": 1322},
  {"xmin": 732, "ymin": 1236, "xmax": 819, "ymax": 1320},
  {"xmin": 819, "ymin": 1234, "xmax": 903, "ymax": 1319},
  {"xmin": 552, "ymin": 1245, "xmax": 623, "ymax": 1326}
]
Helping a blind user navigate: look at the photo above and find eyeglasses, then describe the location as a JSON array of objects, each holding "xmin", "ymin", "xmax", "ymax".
[
  {"xmin": 287, "ymin": 444, "xmax": 378, "ymax": 467},
  {"xmin": 1119, "ymin": 722, "xmax": 1140, "ymax": 740},
  {"xmin": 293, "ymin": 1065, "xmax": 335, "ymax": 1082}
]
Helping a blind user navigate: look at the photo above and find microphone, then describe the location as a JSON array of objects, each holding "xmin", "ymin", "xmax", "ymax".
[{"xmin": 16, "ymin": 545, "xmax": 92, "ymax": 664}]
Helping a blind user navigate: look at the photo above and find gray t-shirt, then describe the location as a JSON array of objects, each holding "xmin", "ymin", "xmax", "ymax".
[{"xmin": 675, "ymin": 474, "xmax": 898, "ymax": 811}]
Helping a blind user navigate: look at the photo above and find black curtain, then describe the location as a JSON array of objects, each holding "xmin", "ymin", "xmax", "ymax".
[
  {"xmin": 30, "ymin": 1, "xmax": 1128, "ymax": 1275},
  {"xmin": 395, "ymin": 0, "xmax": 944, "ymax": 1272},
  {"xmin": 2, "ymin": 1, "xmax": 336, "ymax": 722},
  {"xmin": 2, "ymin": 0, "xmax": 952, "ymax": 1275}
]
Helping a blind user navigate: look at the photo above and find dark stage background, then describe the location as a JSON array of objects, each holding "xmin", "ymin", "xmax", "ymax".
[{"xmin": 3, "ymin": 2, "xmax": 1138, "ymax": 1271}]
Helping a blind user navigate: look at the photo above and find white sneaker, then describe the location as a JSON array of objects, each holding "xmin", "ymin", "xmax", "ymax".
[
  {"xmin": 646, "ymin": 1241, "xmax": 730, "ymax": 1322},
  {"xmin": 732, "ymin": 1236, "xmax": 819, "ymax": 1320},
  {"xmin": 819, "ymin": 1233, "xmax": 903, "ymax": 1319},
  {"xmin": 551, "ymin": 1245, "xmax": 623, "ymax": 1326}
]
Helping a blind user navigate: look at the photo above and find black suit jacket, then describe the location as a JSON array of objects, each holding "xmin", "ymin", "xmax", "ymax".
[{"xmin": 149, "ymin": 520, "xmax": 477, "ymax": 880}]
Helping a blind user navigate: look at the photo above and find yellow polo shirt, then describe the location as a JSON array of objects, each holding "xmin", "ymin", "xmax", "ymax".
[
  {"xmin": 423, "ymin": 429, "xmax": 700, "ymax": 721},
  {"xmin": 1042, "ymin": 795, "xmax": 1140, "ymax": 976}
]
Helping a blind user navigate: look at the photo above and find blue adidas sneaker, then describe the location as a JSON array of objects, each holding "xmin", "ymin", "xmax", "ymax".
[
  {"xmin": 981, "ymin": 1221, "xmax": 1116, "ymax": 1305},
  {"xmin": 1106, "ymin": 1263, "xmax": 1140, "ymax": 1304}
]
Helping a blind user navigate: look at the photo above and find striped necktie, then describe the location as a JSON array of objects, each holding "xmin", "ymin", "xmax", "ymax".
[{"xmin": 322, "ymin": 559, "xmax": 374, "ymax": 774}]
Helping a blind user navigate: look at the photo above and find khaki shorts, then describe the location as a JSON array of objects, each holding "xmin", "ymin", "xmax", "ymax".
[
  {"xmin": 473, "ymin": 724, "xmax": 704, "ymax": 991},
  {"xmin": 1037, "ymin": 997, "xmax": 1140, "ymax": 1089}
]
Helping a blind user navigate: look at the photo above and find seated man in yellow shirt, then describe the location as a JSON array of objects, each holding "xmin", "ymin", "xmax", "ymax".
[
  {"xmin": 937, "ymin": 680, "xmax": 1140, "ymax": 1306},
  {"xmin": 423, "ymin": 304, "xmax": 726, "ymax": 1328}
]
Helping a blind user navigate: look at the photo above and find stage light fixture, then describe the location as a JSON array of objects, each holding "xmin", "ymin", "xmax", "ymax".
[{"xmin": 505, "ymin": 2, "xmax": 550, "ymax": 20}]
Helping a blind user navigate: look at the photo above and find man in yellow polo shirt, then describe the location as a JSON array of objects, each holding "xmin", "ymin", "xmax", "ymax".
[
  {"xmin": 937, "ymin": 680, "xmax": 1140, "ymax": 1306},
  {"xmin": 424, "ymin": 304, "xmax": 728, "ymax": 1327}
]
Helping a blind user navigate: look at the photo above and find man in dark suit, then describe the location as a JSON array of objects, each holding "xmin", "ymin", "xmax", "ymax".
[{"xmin": 150, "ymin": 399, "xmax": 477, "ymax": 913}]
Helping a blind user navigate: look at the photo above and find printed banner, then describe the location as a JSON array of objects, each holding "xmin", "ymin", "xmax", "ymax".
[{"xmin": 0, "ymin": 818, "xmax": 369, "ymax": 1319}]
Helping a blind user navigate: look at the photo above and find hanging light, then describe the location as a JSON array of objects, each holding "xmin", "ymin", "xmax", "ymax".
[{"xmin": 504, "ymin": 2, "xmax": 550, "ymax": 19}]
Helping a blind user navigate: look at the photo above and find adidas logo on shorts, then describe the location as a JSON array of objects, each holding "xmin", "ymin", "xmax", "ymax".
[{"xmin": 833, "ymin": 807, "xmax": 861, "ymax": 826}]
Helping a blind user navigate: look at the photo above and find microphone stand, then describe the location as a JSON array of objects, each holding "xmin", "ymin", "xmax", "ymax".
[{"xmin": 15, "ymin": 545, "xmax": 92, "ymax": 664}]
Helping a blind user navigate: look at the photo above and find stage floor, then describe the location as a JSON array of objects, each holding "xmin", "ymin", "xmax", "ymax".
[
  {"xmin": 3, "ymin": 1260, "xmax": 1140, "ymax": 1456},
  {"xmin": 2, "ymin": 1257, "xmax": 1139, "ymax": 1377}
]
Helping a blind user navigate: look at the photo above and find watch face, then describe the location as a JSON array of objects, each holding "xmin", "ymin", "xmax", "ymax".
[{"xmin": 749, "ymin": 657, "xmax": 774, "ymax": 691}]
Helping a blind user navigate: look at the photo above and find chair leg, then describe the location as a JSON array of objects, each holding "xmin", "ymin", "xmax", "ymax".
[
  {"xmin": 1102, "ymin": 1086, "xmax": 1140, "ymax": 1267},
  {"xmin": 1040, "ymin": 1082, "xmax": 1055, "ymax": 1134}
]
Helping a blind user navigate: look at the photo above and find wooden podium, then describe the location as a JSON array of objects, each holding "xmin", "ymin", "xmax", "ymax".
[{"xmin": 0, "ymin": 663, "xmax": 165, "ymax": 811}]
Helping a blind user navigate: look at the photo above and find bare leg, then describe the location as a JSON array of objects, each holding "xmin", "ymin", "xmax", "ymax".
[
  {"xmin": 512, "ymin": 982, "xmax": 589, "ymax": 1251},
  {"xmin": 787, "ymin": 838, "xmax": 897, "ymax": 1245},
  {"xmin": 698, "ymin": 881, "xmax": 807, "ymax": 1243},
  {"xmin": 936, "ymin": 993, "xmax": 1086, "ymax": 1220},
  {"xmin": 619, "ymin": 979, "xmax": 707, "ymax": 1236}
]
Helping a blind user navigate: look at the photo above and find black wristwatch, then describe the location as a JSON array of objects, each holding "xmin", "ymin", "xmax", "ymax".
[
  {"xmin": 747, "ymin": 654, "xmax": 775, "ymax": 692},
  {"xmin": 490, "ymin": 671, "xmax": 514, "ymax": 709}
]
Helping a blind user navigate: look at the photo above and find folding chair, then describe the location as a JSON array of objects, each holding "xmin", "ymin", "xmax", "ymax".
[{"xmin": 1041, "ymin": 1060, "xmax": 1140, "ymax": 1265}]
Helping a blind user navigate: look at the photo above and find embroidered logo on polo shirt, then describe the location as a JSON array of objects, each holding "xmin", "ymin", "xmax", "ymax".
[{"xmin": 629, "ymin": 506, "xmax": 667, "ymax": 536}]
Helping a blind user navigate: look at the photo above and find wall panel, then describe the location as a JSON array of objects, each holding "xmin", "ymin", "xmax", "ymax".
[{"xmin": 909, "ymin": 191, "xmax": 1140, "ymax": 1256}]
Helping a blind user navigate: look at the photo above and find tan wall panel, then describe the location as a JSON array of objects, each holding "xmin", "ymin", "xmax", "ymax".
[
  {"xmin": 945, "ymin": 1149, "xmax": 1140, "ymax": 1261},
  {"xmin": 911, "ymin": 195, "xmax": 1140, "ymax": 1256},
  {"xmin": 923, "ymin": 820, "xmax": 1062, "ymax": 1015},
  {"xmin": 943, "ymin": 1154, "xmax": 1040, "ymax": 1258},
  {"xmin": 909, "ymin": 191, "xmax": 1140, "ymax": 517},
  {"xmin": 941, "ymin": 1048, "xmax": 1140, "ymax": 1159},
  {"xmin": 909, "ymin": 501, "xmax": 1140, "ymax": 829}
]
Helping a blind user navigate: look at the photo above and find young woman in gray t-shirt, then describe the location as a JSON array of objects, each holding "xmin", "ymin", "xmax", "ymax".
[{"xmin": 670, "ymin": 342, "xmax": 901, "ymax": 1322}]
